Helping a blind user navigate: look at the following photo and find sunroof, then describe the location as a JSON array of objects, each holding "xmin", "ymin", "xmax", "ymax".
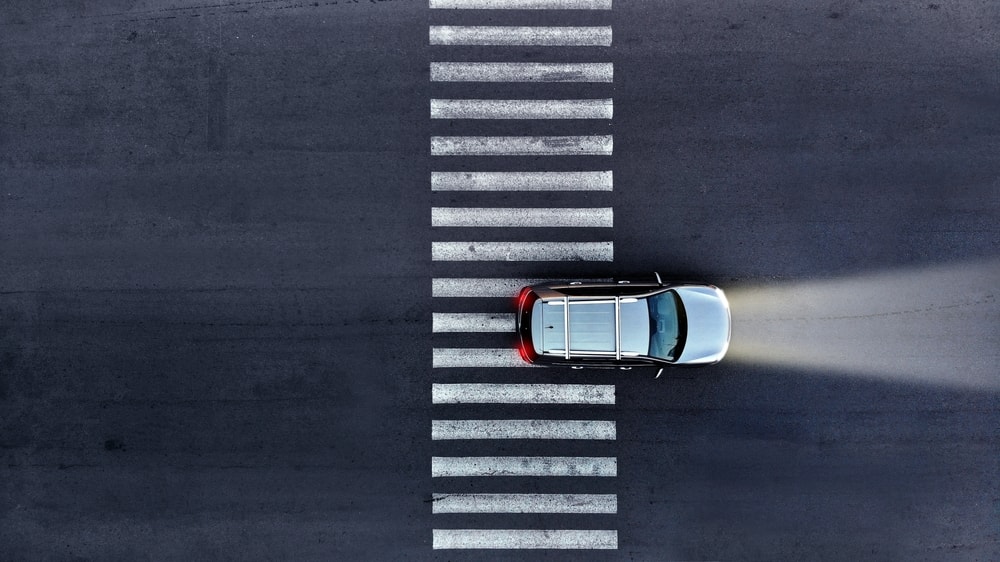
[{"xmin": 568, "ymin": 302, "xmax": 615, "ymax": 352}]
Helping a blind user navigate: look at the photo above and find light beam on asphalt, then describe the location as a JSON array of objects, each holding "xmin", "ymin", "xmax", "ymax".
[{"xmin": 727, "ymin": 258, "xmax": 1000, "ymax": 389}]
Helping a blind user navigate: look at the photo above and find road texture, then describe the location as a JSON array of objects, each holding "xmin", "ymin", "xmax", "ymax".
[{"xmin": 1, "ymin": 0, "xmax": 998, "ymax": 560}]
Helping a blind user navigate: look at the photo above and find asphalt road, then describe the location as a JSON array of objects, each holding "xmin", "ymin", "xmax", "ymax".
[{"xmin": 2, "ymin": 1, "xmax": 998, "ymax": 560}]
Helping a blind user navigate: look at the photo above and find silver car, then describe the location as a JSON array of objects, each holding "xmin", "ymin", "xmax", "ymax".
[{"xmin": 516, "ymin": 273, "xmax": 731, "ymax": 372}]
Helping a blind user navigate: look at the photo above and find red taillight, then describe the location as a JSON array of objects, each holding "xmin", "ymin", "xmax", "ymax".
[{"xmin": 516, "ymin": 287, "xmax": 529, "ymax": 309}]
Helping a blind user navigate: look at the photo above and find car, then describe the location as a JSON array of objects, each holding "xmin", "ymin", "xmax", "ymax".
[{"xmin": 516, "ymin": 273, "xmax": 731, "ymax": 374}]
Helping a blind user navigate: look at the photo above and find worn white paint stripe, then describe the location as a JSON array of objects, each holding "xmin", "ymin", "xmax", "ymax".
[
  {"xmin": 431, "ymin": 99, "xmax": 613, "ymax": 120},
  {"xmin": 431, "ymin": 493, "xmax": 617, "ymax": 514},
  {"xmin": 432, "ymin": 135, "xmax": 612, "ymax": 156},
  {"xmin": 432, "ymin": 171, "xmax": 613, "ymax": 192},
  {"xmin": 431, "ymin": 277, "xmax": 607, "ymax": 297},
  {"xmin": 432, "ymin": 456, "xmax": 617, "ymax": 477},
  {"xmin": 432, "ymin": 277, "xmax": 545, "ymax": 297},
  {"xmin": 431, "ymin": 277, "xmax": 608, "ymax": 297},
  {"xmin": 432, "ymin": 207, "xmax": 613, "ymax": 228},
  {"xmin": 433, "ymin": 347, "xmax": 526, "ymax": 368},
  {"xmin": 430, "ymin": 0, "xmax": 612, "ymax": 9},
  {"xmin": 432, "ymin": 383, "xmax": 615, "ymax": 404},
  {"xmin": 432, "ymin": 419, "xmax": 616, "ymax": 440},
  {"xmin": 434, "ymin": 529, "xmax": 617, "ymax": 550},
  {"xmin": 432, "ymin": 241, "xmax": 613, "ymax": 261},
  {"xmin": 430, "ymin": 26, "xmax": 611, "ymax": 46},
  {"xmin": 431, "ymin": 62, "xmax": 613, "ymax": 83},
  {"xmin": 433, "ymin": 312, "xmax": 515, "ymax": 333},
  {"xmin": 434, "ymin": 529, "xmax": 618, "ymax": 549}
]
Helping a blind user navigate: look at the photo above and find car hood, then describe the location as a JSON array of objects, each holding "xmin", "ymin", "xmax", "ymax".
[{"xmin": 674, "ymin": 286, "xmax": 731, "ymax": 364}]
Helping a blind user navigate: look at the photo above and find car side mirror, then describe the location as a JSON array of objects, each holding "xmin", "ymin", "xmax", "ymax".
[{"xmin": 655, "ymin": 367, "xmax": 664, "ymax": 379}]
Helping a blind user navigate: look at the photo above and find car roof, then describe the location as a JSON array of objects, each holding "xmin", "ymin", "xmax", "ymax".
[{"xmin": 532, "ymin": 293, "xmax": 653, "ymax": 360}]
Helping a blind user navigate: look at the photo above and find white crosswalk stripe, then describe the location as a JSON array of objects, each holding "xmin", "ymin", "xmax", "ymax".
[
  {"xmin": 430, "ymin": 0, "xmax": 612, "ymax": 9},
  {"xmin": 430, "ymin": 26, "xmax": 612, "ymax": 46},
  {"xmin": 432, "ymin": 135, "xmax": 613, "ymax": 156},
  {"xmin": 432, "ymin": 207, "xmax": 613, "ymax": 228},
  {"xmin": 432, "ymin": 312, "xmax": 514, "ymax": 332},
  {"xmin": 431, "ymin": 62, "xmax": 613, "ymax": 82},
  {"xmin": 432, "ymin": 241, "xmax": 613, "ymax": 261},
  {"xmin": 433, "ymin": 529, "xmax": 618, "ymax": 550},
  {"xmin": 431, "ymin": 493, "xmax": 617, "ymax": 513},
  {"xmin": 433, "ymin": 419, "xmax": 616, "ymax": 440},
  {"xmin": 432, "ymin": 456, "xmax": 617, "ymax": 477},
  {"xmin": 432, "ymin": 383, "xmax": 616, "ymax": 404},
  {"xmin": 431, "ymin": 170, "xmax": 612, "ymax": 191},
  {"xmin": 432, "ymin": 277, "xmax": 608, "ymax": 297},
  {"xmin": 432, "ymin": 277, "xmax": 545, "ymax": 297},
  {"xmin": 433, "ymin": 347, "xmax": 527, "ymax": 368},
  {"xmin": 431, "ymin": 99, "xmax": 613, "ymax": 120}
]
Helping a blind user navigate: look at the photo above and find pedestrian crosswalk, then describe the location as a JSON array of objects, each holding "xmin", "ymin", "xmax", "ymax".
[{"xmin": 429, "ymin": 0, "xmax": 616, "ymax": 550}]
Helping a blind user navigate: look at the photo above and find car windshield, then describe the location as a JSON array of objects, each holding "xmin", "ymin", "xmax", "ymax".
[{"xmin": 647, "ymin": 290, "xmax": 686, "ymax": 361}]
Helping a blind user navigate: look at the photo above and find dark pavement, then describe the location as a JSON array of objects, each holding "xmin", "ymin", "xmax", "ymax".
[{"xmin": 2, "ymin": 1, "xmax": 998, "ymax": 560}]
